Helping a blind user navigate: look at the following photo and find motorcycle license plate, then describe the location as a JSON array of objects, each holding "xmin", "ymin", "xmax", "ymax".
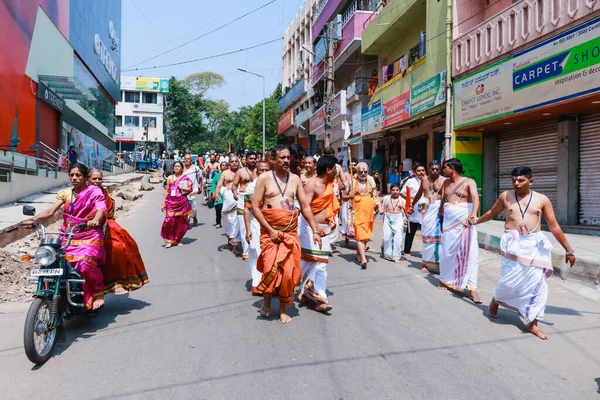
[{"xmin": 30, "ymin": 268, "xmax": 63, "ymax": 277}]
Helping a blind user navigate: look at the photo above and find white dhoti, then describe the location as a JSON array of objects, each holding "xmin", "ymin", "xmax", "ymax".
[
  {"xmin": 439, "ymin": 203, "xmax": 479, "ymax": 291},
  {"xmin": 236, "ymin": 191, "xmax": 248, "ymax": 256},
  {"xmin": 299, "ymin": 215, "xmax": 331, "ymax": 305},
  {"xmin": 188, "ymin": 198, "xmax": 197, "ymax": 220},
  {"xmin": 421, "ymin": 200, "xmax": 442, "ymax": 271},
  {"xmin": 247, "ymin": 215, "xmax": 262, "ymax": 287},
  {"xmin": 494, "ymin": 230, "xmax": 553, "ymax": 324},
  {"xmin": 341, "ymin": 200, "xmax": 355, "ymax": 239},
  {"xmin": 382, "ymin": 212, "xmax": 405, "ymax": 261},
  {"xmin": 221, "ymin": 188, "xmax": 238, "ymax": 241}
]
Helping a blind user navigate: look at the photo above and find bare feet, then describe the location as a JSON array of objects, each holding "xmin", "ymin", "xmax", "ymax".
[
  {"xmin": 315, "ymin": 302, "xmax": 333, "ymax": 313},
  {"xmin": 165, "ymin": 243, "xmax": 173, "ymax": 248},
  {"xmin": 360, "ymin": 261, "xmax": 367, "ymax": 269},
  {"xmin": 215, "ymin": 224, "xmax": 221, "ymax": 228},
  {"xmin": 241, "ymin": 255, "xmax": 249, "ymax": 261},
  {"xmin": 344, "ymin": 238, "xmax": 349, "ymax": 248},
  {"xmin": 488, "ymin": 298, "xmax": 499, "ymax": 318},
  {"xmin": 395, "ymin": 260, "xmax": 401, "ymax": 264},
  {"xmin": 421, "ymin": 266, "xmax": 429, "ymax": 273},
  {"xmin": 92, "ymin": 297, "xmax": 105, "ymax": 310},
  {"xmin": 528, "ymin": 320, "xmax": 550, "ymax": 340},
  {"xmin": 177, "ymin": 243, "xmax": 183, "ymax": 247},
  {"xmin": 279, "ymin": 304, "xmax": 292, "ymax": 324},
  {"xmin": 114, "ymin": 287, "xmax": 128, "ymax": 295},
  {"xmin": 469, "ymin": 291, "xmax": 482, "ymax": 304},
  {"xmin": 260, "ymin": 294, "xmax": 271, "ymax": 317},
  {"xmin": 438, "ymin": 281, "xmax": 447, "ymax": 290}
]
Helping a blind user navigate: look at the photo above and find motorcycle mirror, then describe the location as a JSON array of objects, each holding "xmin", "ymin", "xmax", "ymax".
[{"xmin": 22, "ymin": 205, "xmax": 36, "ymax": 216}]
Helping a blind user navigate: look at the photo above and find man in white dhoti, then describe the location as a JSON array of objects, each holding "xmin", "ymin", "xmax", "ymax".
[
  {"xmin": 414, "ymin": 160, "xmax": 445, "ymax": 273},
  {"xmin": 475, "ymin": 166, "xmax": 575, "ymax": 340},
  {"xmin": 340, "ymin": 158, "xmax": 357, "ymax": 248},
  {"xmin": 182, "ymin": 154, "xmax": 201, "ymax": 225},
  {"xmin": 438, "ymin": 158, "xmax": 481, "ymax": 304},
  {"xmin": 299, "ymin": 155, "xmax": 339, "ymax": 312},
  {"xmin": 244, "ymin": 161, "xmax": 271, "ymax": 295},
  {"xmin": 214, "ymin": 155, "xmax": 240, "ymax": 252},
  {"xmin": 233, "ymin": 152, "xmax": 258, "ymax": 261},
  {"xmin": 380, "ymin": 184, "xmax": 406, "ymax": 263},
  {"xmin": 401, "ymin": 164, "xmax": 427, "ymax": 256}
]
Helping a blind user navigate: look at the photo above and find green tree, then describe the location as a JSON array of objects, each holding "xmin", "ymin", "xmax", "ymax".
[
  {"xmin": 182, "ymin": 72, "xmax": 225, "ymax": 96},
  {"xmin": 164, "ymin": 77, "xmax": 205, "ymax": 150}
]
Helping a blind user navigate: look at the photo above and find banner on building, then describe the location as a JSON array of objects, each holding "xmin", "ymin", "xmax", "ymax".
[
  {"xmin": 310, "ymin": 105, "xmax": 326, "ymax": 134},
  {"xmin": 115, "ymin": 127, "xmax": 135, "ymax": 142},
  {"xmin": 361, "ymin": 100, "xmax": 383, "ymax": 135},
  {"xmin": 453, "ymin": 131, "xmax": 482, "ymax": 190},
  {"xmin": 384, "ymin": 90, "xmax": 410, "ymax": 128},
  {"xmin": 454, "ymin": 16, "xmax": 600, "ymax": 128},
  {"xmin": 278, "ymin": 109, "xmax": 294, "ymax": 134},
  {"xmin": 121, "ymin": 76, "xmax": 169, "ymax": 92},
  {"xmin": 410, "ymin": 70, "xmax": 446, "ymax": 117}
]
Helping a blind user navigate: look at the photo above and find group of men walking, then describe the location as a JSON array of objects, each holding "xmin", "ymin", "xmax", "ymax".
[{"xmin": 184, "ymin": 143, "xmax": 576, "ymax": 340}]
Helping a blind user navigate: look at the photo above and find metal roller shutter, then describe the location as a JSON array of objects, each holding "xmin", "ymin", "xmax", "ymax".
[
  {"xmin": 498, "ymin": 122, "xmax": 558, "ymax": 209},
  {"xmin": 579, "ymin": 114, "xmax": 600, "ymax": 225}
]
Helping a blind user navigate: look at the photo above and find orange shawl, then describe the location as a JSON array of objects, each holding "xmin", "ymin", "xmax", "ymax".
[
  {"xmin": 310, "ymin": 181, "xmax": 340, "ymax": 227},
  {"xmin": 256, "ymin": 208, "xmax": 301, "ymax": 306}
]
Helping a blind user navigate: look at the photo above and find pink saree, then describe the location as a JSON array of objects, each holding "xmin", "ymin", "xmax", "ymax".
[
  {"xmin": 61, "ymin": 185, "xmax": 107, "ymax": 310},
  {"xmin": 161, "ymin": 174, "xmax": 192, "ymax": 244}
]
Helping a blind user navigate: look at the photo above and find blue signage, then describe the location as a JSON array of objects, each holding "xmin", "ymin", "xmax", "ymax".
[
  {"xmin": 513, "ymin": 52, "xmax": 569, "ymax": 90},
  {"xmin": 278, "ymin": 76, "xmax": 305, "ymax": 112},
  {"xmin": 361, "ymin": 100, "xmax": 383, "ymax": 134},
  {"xmin": 70, "ymin": 0, "xmax": 121, "ymax": 102},
  {"xmin": 314, "ymin": 37, "xmax": 327, "ymax": 66}
]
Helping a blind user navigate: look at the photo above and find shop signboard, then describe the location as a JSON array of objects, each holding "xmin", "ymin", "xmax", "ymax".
[
  {"xmin": 454, "ymin": 16, "xmax": 600, "ymax": 128},
  {"xmin": 295, "ymin": 105, "xmax": 314, "ymax": 127},
  {"xmin": 38, "ymin": 81, "xmax": 65, "ymax": 113},
  {"xmin": 453, "ymin": 132, "xmax": 482, "ymax": 189},
  {"xmin": 310, "ymin": 105, "xmax": 326, "ymax": 134},
  {"xmin": 361, "ymin": 100, "xmax": 383, "ymax": 135},
  {"xmin": 278, "ymin": 76, "xmax": 305, "ymax": 112},
  {"xmin": 383, "ymin": 90, "xmax": 410, "ymax": 128},
  {"xmin": 331, "ymin": 90, "xmax": 347, "ymax": 119},
  {"xmin": 351, "ymin": 103, "xmax": 362, "ymax": 134},
  {"xmin": 278, "ymin": 109, "xmax": 294, "ymax": 134},
  {"xmin": 410, "ymin": 70, "xmax": 446, "ymax": 117},
  {"xmin": 121, "ymin": 76, "xmax": 169, "ymax": 92},
  {"xmin": 115, "ymin": 127, "xmax": 134, "ymax": 142}
]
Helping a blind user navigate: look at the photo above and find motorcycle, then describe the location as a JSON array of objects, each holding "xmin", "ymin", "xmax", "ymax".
[{"xmin": 21, "ymin": 205, "xmax": 89, "ymax": 365}]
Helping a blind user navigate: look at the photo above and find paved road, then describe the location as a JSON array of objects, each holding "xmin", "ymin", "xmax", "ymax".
[{"xmin": 1, "ymin": 188, "xmax": 599, "ymax": 399}]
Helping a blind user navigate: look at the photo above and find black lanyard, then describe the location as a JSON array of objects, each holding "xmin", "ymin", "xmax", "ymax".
[
  {"xmin": 273, "ymin": 170, "xmax": 289, "ymax": 196},
  {"xmin": 246, "ymin": 168, "xmax": 254, "ymax": 182},
  {"xmin": 69, "ymin": 190, "xmax": 77, "ymax": 214},
  {"xmin": 515, "ymin": 191, "xmax": 533, "ymax": 219}
]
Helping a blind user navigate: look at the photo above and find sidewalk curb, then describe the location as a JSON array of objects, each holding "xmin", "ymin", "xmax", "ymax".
[
  {"xmin": 0, "ymin": 175, "xmax": 145, "ymax": 248},
  {"xmin": 477, "ymin": 231, "xmax": 600, "ymax": 284}
]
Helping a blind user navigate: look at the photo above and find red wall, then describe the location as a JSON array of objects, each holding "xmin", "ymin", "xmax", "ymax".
[{"xmin": 16, "ymin": 79, "xmax": 37, "ymax": 155}]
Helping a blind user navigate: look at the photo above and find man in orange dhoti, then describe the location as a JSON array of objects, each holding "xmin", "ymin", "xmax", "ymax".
[
  {"xmin": 299, "ymin": 155, "xmax": 340, "ymax": 312},
  {"xmin": 343, "ymin": 162, "xmax": 380, "ymax": 268},
  {"xmin": 251, "ymin": 145, "xmax": 324, "ymax": 324}
]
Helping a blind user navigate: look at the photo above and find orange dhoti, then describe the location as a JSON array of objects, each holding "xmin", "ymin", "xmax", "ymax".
[
  {"xmin": 256, "ymin": 208, "xmax": 301, "ymax": 307},
  {"xmin": 353, "ymin": 195, "xmax": 375, "ymax": 242}
]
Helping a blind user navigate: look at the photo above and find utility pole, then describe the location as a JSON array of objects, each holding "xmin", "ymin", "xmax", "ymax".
[{"xmin": 324, "ymin": 20, "xmax": 335, "ymax": 149}]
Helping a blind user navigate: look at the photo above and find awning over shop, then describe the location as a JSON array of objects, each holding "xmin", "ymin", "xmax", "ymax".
[{"xmin": 38, "ymin": 75, "xmax": 97, "ymax": 101}]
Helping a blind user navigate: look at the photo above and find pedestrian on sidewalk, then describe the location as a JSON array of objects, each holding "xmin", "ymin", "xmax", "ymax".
[
  {"xmin": 437, "ymin": 158, "xmax": 481, "ymax": 304},
  {"xmin": 474, "ymin": 166, "xmax": 576, "ymax": 340}
]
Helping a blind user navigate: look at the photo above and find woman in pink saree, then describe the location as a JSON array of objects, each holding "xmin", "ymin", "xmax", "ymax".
[
  {"xmin": 26, "ymin": 163, "xmax": 107, "ymax": 311},
  {"xmin": 161, "ymin": 161, "xmax": 193, "ymax": 247}
]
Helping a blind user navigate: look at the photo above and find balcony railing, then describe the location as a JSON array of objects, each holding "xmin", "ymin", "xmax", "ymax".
[
  {"xmin": 313, "ymin": 0, "xmax": 329, "ymax": 23},
  {"xmin": 342, "ymin": 0, "xmax": 379, "ymax": 28},
  {"xmin": 362, "ymin": 0, "xmax": 390, "ymax": 29},
  {"xmin": 345, "ymin": 77, "xmax": 371, "ymax": 99}
]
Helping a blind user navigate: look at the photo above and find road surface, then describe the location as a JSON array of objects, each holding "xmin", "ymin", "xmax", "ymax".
[{"xmin": 1, "ymin": 188, "xmax": 599, "ymax": 399}]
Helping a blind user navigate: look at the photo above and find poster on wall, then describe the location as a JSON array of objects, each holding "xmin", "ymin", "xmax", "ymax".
[
  {"xmin": 63, "ymin": 122, "xmax": 113, "ymax": 168},
  {"xmin": 454, "ymin": 16, "xmax": 600, "ymax": 128},
  {"xmin": 361, "ymin": 100, "xmax": 383, "ymax": 135},
  {"xmin": 410, "ymin": 70, "xmax": 446, "ymax": 117},
  {"xmin": 453, "ymin": 131, "xmax": 482, "ymax": 190},
  {"xmin": 384, "ymin": 90, "xmax": 410, "ymax": 127}
]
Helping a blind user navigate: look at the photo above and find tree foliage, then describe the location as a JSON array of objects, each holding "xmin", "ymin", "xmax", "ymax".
[{"xmin": 165, "ymin": 73, "xmax": 283, "ymax": 155}]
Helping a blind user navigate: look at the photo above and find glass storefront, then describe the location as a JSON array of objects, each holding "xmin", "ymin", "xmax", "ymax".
[
  {"xmin": 62, "ymin": 121, "xmax": 114, "ymax": 168},
  {"xmin": 73, "ymin": 55, "xmax": 116, "ymax": 134}
]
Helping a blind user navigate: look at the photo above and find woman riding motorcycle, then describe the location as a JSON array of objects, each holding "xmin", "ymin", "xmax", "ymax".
[{"xmin": 25, "ymin": 162, "xmax": 107, "ymax": 311}]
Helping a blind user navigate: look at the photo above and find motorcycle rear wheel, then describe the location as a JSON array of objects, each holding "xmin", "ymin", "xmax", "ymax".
[{"xmin": 24, "ymin": 298, "xmax": 57, "ymax": 364}]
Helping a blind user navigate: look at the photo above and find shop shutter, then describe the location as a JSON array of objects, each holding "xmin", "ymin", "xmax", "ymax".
[
  {"xmin": 579, "ymin": 114, "xmax": 600, "ymax": 225},
  {"xmin": 38, "ymin": 101, "xmax": 59, "ymax": 150},
  {"xmin": 498, "ymin": 121, "xmax": 558, "ymax": 209}
]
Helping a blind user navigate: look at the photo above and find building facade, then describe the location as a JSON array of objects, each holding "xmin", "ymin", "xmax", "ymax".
[
  {"xmin": 1, "ymin": 0, "xmax": 121, "ymax": 169},
  {"xmin": 278, "ymin": 0, "xmax": 317, "ymax": 150},
  {"xmin": 452, "ymin": 0, "xmax": 600, "ymax": 227},
  {"xmin": 360, "ymin": 0, "xmax": 450, "ymax": 190},
  {"xmin": 115, "ymin": 76, "xmax": 169, "ymax": 152}
]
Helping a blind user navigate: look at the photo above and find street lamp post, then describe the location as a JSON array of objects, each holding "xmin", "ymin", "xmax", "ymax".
[{"xmin": 237, "ymin": 67, "xmax": 265, "ymax": 155}]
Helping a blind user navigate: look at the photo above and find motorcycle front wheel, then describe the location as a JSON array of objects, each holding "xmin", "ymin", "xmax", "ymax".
[{"xmin": 24, "ymin": 298, "xmax": 57, "ymax": 364}]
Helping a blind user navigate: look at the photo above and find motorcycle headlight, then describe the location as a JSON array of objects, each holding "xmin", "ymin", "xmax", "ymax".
[{"xmin": 35, "ymin": 246, "xmax": 57, "ymax": 266}]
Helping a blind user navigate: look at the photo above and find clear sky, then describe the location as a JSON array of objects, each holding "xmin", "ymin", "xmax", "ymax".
[{"xmin": 121, "ymin": 0, "xmax": 303, "ymax": 111}]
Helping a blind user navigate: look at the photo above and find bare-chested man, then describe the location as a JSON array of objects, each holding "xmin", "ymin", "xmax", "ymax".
[
  {"xmin": 214, "ymin": 155, "xmax": 240, "ymax": 251},
  {"xmin": 380, "ymin": 183, "xmax": 406, "ymax": 263},
  {"xmin": 299, "ymin": 155, "xmax": 340, "ymax": 312},
  {"xmin": 475, "ymin": 166, "xmax": 575, "ymax": 340},
  {"xmin": 232, "ymin": 151, "xmax": 258, "ymax": 260},
  {"xmin": 300, "ymin": 156, "xmax": 316, "ymax": 185},
  {"xmin": 251, "ymin": 145, "xmax": 323, "ymax": 323},
  {"xmin": 340, "ymin": 158, "xmax": 357, "ymax": 248},
  {"xmin": 204, "ymin": 152, "xmax": 220, "ymax": 174},
  {"xmin": 414, "ymin": 160, "xmax": 446, "ymax": 273},
  {"xmin": 290, "ymin": 143, "xmax": 306, "ymax": 176},
  {"xmin": 437, "ymin": 158, "xmax": 481, "ymax": 304}
]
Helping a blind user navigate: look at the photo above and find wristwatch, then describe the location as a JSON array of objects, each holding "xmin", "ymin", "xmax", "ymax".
[{"xmin": 565, "ymin": 250, "xmax": 575, "ymax": 256}]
